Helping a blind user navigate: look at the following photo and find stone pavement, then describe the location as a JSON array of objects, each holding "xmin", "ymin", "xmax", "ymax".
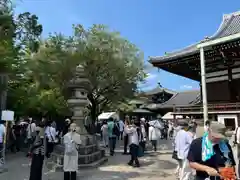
[{"xmin": 0, "ymin": 139, "xmax": 177, "ymax": 180}]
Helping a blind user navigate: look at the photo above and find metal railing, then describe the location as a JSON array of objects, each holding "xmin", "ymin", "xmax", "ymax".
[{"xmin": 175, "ymin": 102, "xmax": 240, "ymax": 113}]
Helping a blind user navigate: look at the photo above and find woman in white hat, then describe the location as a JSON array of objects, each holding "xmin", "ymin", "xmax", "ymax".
[{"xmin": 63, "ymin": 123, "xmax": 81, "ymax": 180}]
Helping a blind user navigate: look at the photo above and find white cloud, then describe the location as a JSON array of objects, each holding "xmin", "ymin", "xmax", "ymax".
[
  {"xmin": 180, "ymin": 84, "xmax": 193, "ymax": 90},
  {"xmin": 146, "ymin": 73, "xmax": 157, "ymax": 80}
]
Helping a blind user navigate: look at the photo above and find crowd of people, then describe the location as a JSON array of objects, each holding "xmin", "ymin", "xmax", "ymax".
[
  {"xmin": 98, "ymin": 116, "xmax": 239, "ymax": 180},
  {"xmin": 1, "ymin": 115, "xmax": 240, "ymax": 180},
  {"xmin": 0, "ymin": 117, "xmax": 78, "ymax": 180},
  {"xmin": 96, "ymin": 116, "xmax": 177, "ymax": 167}
]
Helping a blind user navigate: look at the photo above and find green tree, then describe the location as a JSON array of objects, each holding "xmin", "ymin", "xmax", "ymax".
[
  {"xmin": 75, "ymin": 25, "xmax": 145, "ymax": 122},
  {"xmin": 1, "ymin": 0, "xmax": 44, "ymax": 117},
  {"xmin": 23, "ymin": 24, "xmax": 145, "ymax": 122}
]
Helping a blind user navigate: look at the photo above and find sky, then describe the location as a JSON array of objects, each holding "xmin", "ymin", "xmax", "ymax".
[{"xmin": 14, "ymin": 0, "xmax": 240, "ymax": 92}]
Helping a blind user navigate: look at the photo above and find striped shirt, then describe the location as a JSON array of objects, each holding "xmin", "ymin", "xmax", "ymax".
[{"xmin": 32, "ymin": 135, "xmax": 45, "ymax": 155}]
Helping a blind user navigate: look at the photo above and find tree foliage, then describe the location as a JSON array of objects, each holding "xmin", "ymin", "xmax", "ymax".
[{"xmin": 2, "ymin": 1, "xmax": 145, "ymax": 122}]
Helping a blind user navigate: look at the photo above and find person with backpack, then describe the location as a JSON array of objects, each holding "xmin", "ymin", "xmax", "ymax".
[
  {"xmin": 108, "ymin": 117, "xmax": 119, "ymax": 156},
  {"xmin": 63, "ymin": 123, "xmax": 81, "ymax": 180}
]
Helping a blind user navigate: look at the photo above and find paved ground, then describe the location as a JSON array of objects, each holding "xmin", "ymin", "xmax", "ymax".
[{"xmin": 0, "ymin": 139, "xmax": 176, "ymax": 180}]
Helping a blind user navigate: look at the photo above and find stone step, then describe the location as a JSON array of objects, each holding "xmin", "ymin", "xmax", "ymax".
[
  {"xmin": 46, "ymin": 156, "xmax": 108, "ymax": 172},
  {"xmin": 52, "ymin": 149, "xmax": 105, "ymax": 165},
  {"xmin": 54, "ymin": 144, "xmax": 99, "ymax": 155}
]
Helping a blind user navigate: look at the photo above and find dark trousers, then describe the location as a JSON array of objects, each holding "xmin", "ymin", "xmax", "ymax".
[
  {"xmin": 120, "ymin": 131, "xmax": 123, "ymax": 140},
  {"xmin": 109, "ymin": 137, "xmax": 117, "ymax": 155},
  {"xmin": 151, "ymin": 140, "xmax": 157, "ymax": 151},
  {"xmin": 139, "ymin": 141, "xmax": 146, "ymax": 152},
  {"xmin": 46, "ymin": 142, "xmax": 54, "ymax": 158},
  {"xmin": 64, "ymin": 171, "xmax": 77, "ymax": 180},
  {"xmin": 129, "ymin": 144, "xmax": 139, "ymax": 166},
  {"xmin": 10, "ymin": 137, "xmax": 21, "ymax": 152},
  {"xmin": 26, "ymin": 138, "xmax": 33, "ymax": 156},
  {"xmin": 29, "ymin": 154, "xmax": 44, "ymax": 180},
  {"xmin": 0, "ymin": 143, "xmax": 3, "ymax": 164},
  {"xmin": 123, "ymin": 135, "xmax": 128, "ymax": 154}
]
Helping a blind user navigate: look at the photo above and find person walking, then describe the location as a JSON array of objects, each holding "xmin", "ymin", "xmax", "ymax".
[
  {"xmin": 101, "ymin": 120, "xmax": 108, "ymax": 147},
  {"xmin": 108, "ymin": 118, "xmax": 118, "ymax": 156},
  {"xmin": 0, "ymin": 122, "xmax": 6, "ymax": 167},
  {"xmin": 29, "ymin": 126, "xmax": 45, "ymax": 180},
  {"xmin": 63, "ymin": 123, "xmax": 81, "ymax": 180},
  {"xmin": 45, "ymin": 121, "xmax": 57, "ymax": 158},
  {"xmin": 125, "ymin": 120, "xmax": 141, "ymax": 167},
  {"xmin": 140, "ymin": 118, "xmax": 146, "ymax": 152},
  {"xmin": 123, "ymin": 117, "xmax": 130, "ymax": 155},
  {"xmin": 173, "ymin": 122, "xmax": 193, "ymax": 179},
  {"xmin": 235, "ymin": 124, "xmax": 240, "ymax": 178},
  {"xmin": 149, "ymin": 124, "xmax": 158, "ymax": 152},
  {"xmin": 118, "ymin": 119, "xmax": 124, "ymax": 140},
  {"xmin": 26, "ymin": 118, "xmax": 36, "ymax": 156}
]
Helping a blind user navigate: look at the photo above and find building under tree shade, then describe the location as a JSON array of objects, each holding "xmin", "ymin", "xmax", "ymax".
[{"xmin": 149, "ymin": 11, "xmax": 240, "ymax": 129}]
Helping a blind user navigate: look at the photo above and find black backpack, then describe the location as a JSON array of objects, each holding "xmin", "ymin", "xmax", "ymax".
[{"xmin": 113, "ymin": 123, "xmax": 120, "ymax": 136}]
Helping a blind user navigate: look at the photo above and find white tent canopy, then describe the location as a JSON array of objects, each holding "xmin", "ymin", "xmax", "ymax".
[
  {"xmin": 162, "ymin": 112, "xmax": 183, "ymax": 120},
  {"xmin": 98, "ymin": 112, "xmax": 119, "ymax": 120}
]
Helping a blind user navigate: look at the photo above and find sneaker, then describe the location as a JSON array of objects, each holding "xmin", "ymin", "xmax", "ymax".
[
  {"xmin": 128, "ymin": 162, "xmax": 133, "ymax": 166},
  {"xmin": 133, "ymin": 164, "xmax": 140, "ymax": 168}
]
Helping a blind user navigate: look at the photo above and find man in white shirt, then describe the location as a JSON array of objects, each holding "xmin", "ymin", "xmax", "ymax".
[
  {"xmin": 27, "ymin": 118, "xmax": 36, "ymax": 140},
  {"xmin": 149, "ymin": 124, "xmax": 159, "ymax": 152},
  {"xmin": 0, "ymin": 122, "xmax": 6, "ymax": 166},
  {"xmin": 26, "ymin": 118, "xmax": 36, "ymax": 156},
  {"xmin": 45, "ymin": 121, "xmax": 57, "ymax": 158}
]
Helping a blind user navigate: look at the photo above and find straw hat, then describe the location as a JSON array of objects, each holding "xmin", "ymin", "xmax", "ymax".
[{"xmin": 209, "ymin": 122, "xmax": 227, "ymax": 138}]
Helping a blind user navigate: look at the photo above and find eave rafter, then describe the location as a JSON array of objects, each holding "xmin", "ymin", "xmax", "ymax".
[
  {"xmin": 152, "ymin": 39, "xmax": 240, "ymax": 81},
  {"xmin": 150, "ymin": 11, "xmax": 240, "ymax": 80}
]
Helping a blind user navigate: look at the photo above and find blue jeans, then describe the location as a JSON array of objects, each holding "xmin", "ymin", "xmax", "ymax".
[{"xmin": 109, "ymin": 137, "xmax": 116, "ymax": 155}]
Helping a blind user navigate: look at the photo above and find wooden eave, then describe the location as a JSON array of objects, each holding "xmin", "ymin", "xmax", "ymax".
[{"xmin": 150, "ymin": 11, "xmax": 240, "ymax": 80}]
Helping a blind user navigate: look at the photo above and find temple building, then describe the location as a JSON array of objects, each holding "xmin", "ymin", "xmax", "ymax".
[
  {"xmin": 149, "ymin": 11, "xmax": 240, "ymax": 130},
  {"xmin": 122, "ymin": 85, "xmax": 200, "ymax": 120}
]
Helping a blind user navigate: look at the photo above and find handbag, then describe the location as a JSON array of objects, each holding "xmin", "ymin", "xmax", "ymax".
[{"xmin": 172, "ymin": 150, "xmax": 179, "ymax": 160}]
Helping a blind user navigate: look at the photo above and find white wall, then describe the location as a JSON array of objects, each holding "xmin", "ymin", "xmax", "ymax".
[{"xmin": 217, "ymin": 114, "xmax": 238, "ymax": 130}]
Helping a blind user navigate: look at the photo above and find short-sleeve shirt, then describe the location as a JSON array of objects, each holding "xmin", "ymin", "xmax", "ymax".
[{"xmin": 187, "ymin": 137, "xmax": 235, "ymax": 180}]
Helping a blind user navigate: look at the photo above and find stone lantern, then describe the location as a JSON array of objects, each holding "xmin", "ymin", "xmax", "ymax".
[
  {"xmin": 48, "ymin": 65, "xmax": 107, "ymax": 171},
  {"xmin": 67, "ymin": 64, "xmax": 91, "ymax": 135}
]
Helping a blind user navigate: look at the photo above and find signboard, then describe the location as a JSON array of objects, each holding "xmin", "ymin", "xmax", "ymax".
[{"xmin": 1, "ymin": 110, "xmax": 14, "ymax": 121}]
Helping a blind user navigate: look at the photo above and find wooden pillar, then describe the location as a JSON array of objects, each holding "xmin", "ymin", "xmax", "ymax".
[{"xmin": 227, "ymin": 65, "xmax": 237, "ymax": 102}]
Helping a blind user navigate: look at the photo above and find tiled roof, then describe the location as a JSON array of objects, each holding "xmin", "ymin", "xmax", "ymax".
[
  {"xmin": 144, "ymin": 86, "xmax": 176, "ymax": 96},
  {"xmin": 146, "ymin": 90, "xmax": 200, "ymax": 109},
  {"xmin": 161, "ymin": 90, "xmax": 200, "ymax": 107},
  {"xmin": 131, "ymin": 108, "xmax": 154, "ymax": 113},
  {"xmin": 150, "ymin": 11, "xmax": 240, "ymax": 63}
]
